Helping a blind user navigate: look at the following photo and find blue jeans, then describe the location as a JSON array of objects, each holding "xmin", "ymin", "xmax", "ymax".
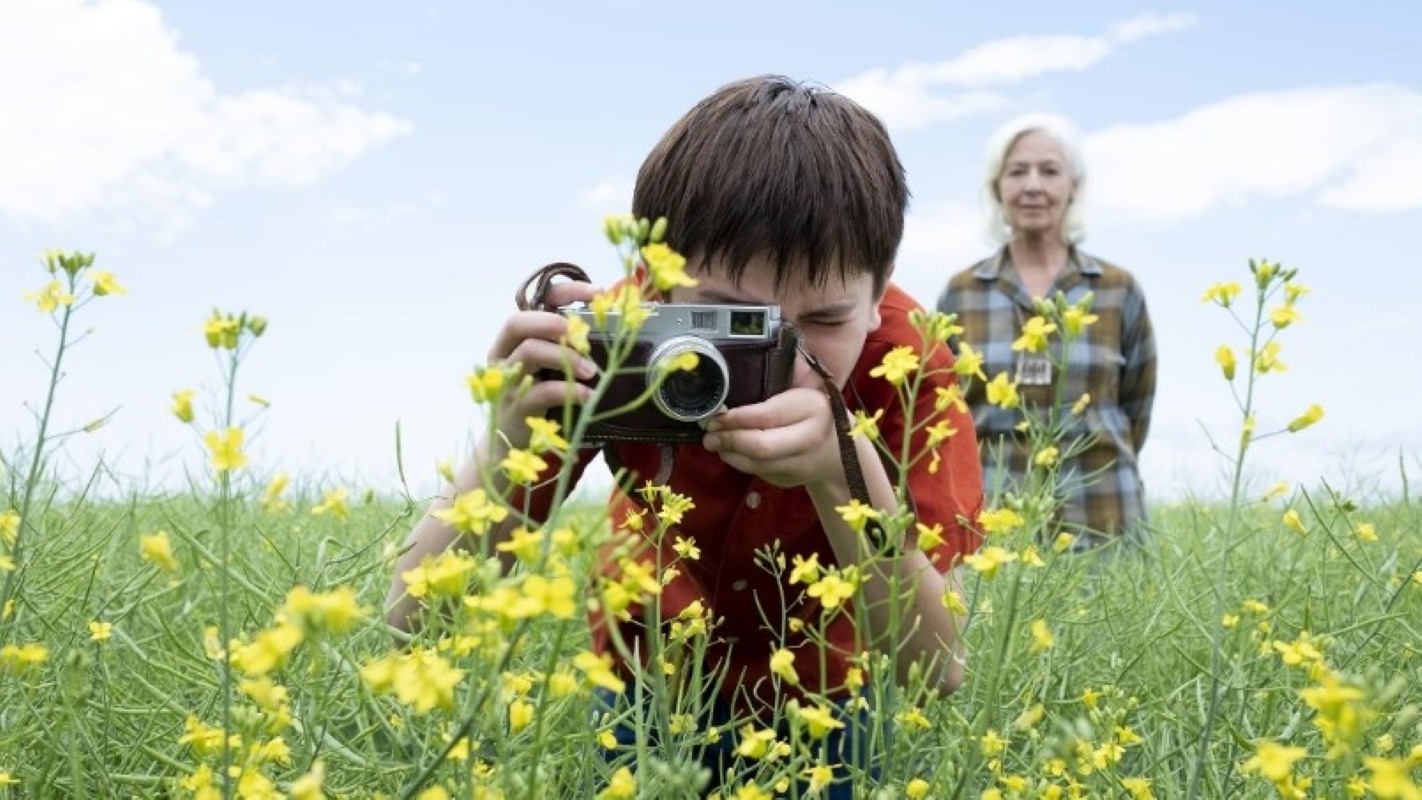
[{"xmin": 591, "ymin": 687, "xmax": 882, "ymax": 799}]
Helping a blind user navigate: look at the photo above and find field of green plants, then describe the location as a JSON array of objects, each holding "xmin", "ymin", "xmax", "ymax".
[{"xmin": 2, "ymin": 248, "xmax": 1418, "ymax": 799}]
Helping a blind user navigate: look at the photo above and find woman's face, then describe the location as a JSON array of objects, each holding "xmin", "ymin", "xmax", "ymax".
[{"xmin": 996, "ymin": 130, "xmax": 1076, "ymax": 240}]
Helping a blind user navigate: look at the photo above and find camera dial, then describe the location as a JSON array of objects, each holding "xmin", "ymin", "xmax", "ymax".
[{"xmin": 647, "ymin": 336, "xmax": 730, "ymax": 422}]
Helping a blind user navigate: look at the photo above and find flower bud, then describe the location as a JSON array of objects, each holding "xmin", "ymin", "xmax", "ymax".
[{"xmin": 1286, "ymin": 404, "xmax": 1324, "ymax": 433}]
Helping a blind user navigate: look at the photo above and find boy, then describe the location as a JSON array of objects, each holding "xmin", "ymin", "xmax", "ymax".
[{"xmin": 387, "ymin": 75, "xmax": 983, "ymax": 794}]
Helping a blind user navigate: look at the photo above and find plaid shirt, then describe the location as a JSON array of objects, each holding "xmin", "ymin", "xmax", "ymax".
[{"xmin": 937, "ymin": 248, "xmax": 1156, "ymax": 539}]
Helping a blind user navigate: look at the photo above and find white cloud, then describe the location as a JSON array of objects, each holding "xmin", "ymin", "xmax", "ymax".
[
  {"xmin": 1084, "ymin": 84, "xmax": 1422, "ymax": 219},
  {"xmin": 576, "ymin": 175, "xmax": 634, "ymax": 214},
  {"xmin": 835, "ymin": 13, "xmax": 1197, "ymax": 131},
  {"xmin": 0, "ymin": 0, "xmax": 412, "ymax": 234},
  {"xmin": 1108, "ymin": 12, "xmax": 1198, "ymax": 44}
]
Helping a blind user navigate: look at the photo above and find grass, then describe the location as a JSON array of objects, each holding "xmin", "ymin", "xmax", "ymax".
[{"xmin": 2, "ymin": 250, "xmax": 1419, "ymax": 799}]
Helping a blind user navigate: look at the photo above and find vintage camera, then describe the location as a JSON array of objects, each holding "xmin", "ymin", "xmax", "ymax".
[{"xmin": 556, "ymin": 303, "xmax": 800, "ymax": 444}]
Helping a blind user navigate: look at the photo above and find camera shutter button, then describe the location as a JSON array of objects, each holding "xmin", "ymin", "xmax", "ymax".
[{"xmin": 744, "ymin": 492, "xmax": 761, "ymax": 509}]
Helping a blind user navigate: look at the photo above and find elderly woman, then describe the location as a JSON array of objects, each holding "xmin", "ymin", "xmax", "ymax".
[{"xmin": 937, "ymin": 114, "xmax": 1156, "ymax": 546}]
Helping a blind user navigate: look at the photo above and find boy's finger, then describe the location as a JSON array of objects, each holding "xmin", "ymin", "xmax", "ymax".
[
  {"xmin": 541, "ymin": 281, "xmax": 603, "ymax": 309},
  {"xmin": 708, "ymin": 388, "xmax": 825, "ymax": 432}
]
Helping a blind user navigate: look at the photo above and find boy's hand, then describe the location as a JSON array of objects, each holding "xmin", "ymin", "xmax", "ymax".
[
  {"xmin": 487, "ymin": 279, "xmax": 602, "ymax": 444},
  {"xmin": 701, "ymin": 358, "xmax": 843, "ymax": 489}
]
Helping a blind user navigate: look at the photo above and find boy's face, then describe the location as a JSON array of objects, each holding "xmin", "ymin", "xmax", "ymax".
[{"xmin": 668, "ymin": 256, "xmax": 884, "ymax": 391}]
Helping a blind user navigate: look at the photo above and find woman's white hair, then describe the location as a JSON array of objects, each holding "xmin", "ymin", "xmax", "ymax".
[{"xmin": 982, "ymin": 112, "xmax": 1087, "ymax": 245}]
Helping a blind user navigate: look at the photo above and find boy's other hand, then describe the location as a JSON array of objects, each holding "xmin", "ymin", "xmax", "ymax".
[
  {"xmin": 701, "ymin": 381, "xmax": 841, "ymax": 489},
  {"xmin": 487, "ymin": 279, "xmax": 602, "ymax": 442}
]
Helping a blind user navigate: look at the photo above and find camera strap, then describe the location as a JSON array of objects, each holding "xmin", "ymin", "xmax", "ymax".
[
  {"xmin": 514, "ymin": 261, "xmax": 892, "ymax": 554},
  {"xmin": 795, "ymin": 340, "xmax": 894, "ymax": 555}
]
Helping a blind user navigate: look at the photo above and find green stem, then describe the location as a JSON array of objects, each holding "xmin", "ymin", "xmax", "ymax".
[
  {"xmin": 0, "ymin": 289, "xmax": 78, "ymax": 646},
  {"xmin": 217, "ymin": 347, "xmax": 241, "ymax": 800},
  {"xmin": 1185, "ymin": 287, "xmax": 1267, "ymax": 800}
]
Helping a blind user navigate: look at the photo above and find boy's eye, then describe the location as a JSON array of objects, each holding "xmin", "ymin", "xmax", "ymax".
[{"xmin": 800, "ymin": 318, "xmax": 847, "ymax": 329}]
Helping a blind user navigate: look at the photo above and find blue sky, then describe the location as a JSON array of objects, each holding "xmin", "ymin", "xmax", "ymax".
[{"xmin": 2, "ymin": 1, "xmax": 1419, "ymax": 504}]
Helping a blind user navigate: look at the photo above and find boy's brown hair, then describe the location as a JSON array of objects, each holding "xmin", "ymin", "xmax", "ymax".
[{"xmin": 632, "ymin": 74, "xmax": 909, "ymax": 295}]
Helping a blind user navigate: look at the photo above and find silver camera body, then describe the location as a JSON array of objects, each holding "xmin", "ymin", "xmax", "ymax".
[{"xmin": 561, "ymin": 303, "xmax": 799, "ymax": 442}]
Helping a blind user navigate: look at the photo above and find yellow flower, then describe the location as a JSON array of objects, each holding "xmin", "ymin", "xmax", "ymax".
[
  {"xmin": 964, "ymin": 546, "xmax": 1018, "ymax": 578},
  {"xmin": 465, "ymin": 365, "xmax": 508, "ymax": 403},
  {"xmin": 1253, "ymin": 342, "xmax": 1287, "ymax": 374},
  {"xmin": 167, "ymin": 389, "xmax": 196, "ymax": 423},
  {"xmin": 360, "ymin": 647, "xmax": 465, "ymax": 713},
  {"xmin": 24, "ymin": 280, "xmax": 76, "ymax": 312},
  {"xmin": 870, "ymin": 345, "xmax": 920, "ymax": 386},
  {"xmin": 953, "ymin": 341, "xmax": 986, "ymax": 380},
  {"xmin": 1282, "ymin": 509, "xmax": 1307, "ymax": 536},
  {"xmin": 508, "ymin": 699, "xmax": 535, "ymax": 732},
  {"xmin": 1253, "ymin": 259, "xmax": 1279, "ymax": 288},
  {"xmin": 1071, "ymin": 392, "xmax": 1091, "ymax": 414},
  {"xmin": 789, "ymin": 553, "xmax": 821, "ymax": 585},
  {"xmin": 401, "ymin": 551, "xmax": 477, "ymax": 602},
  {"xmin": 1242, "ymin": 740, "xmax": 1307, "ymax": 784},
  {"xmin": 289, "ymin": 762, "xmax": 325, "ymax": 800},
  {"xmin": 204, "ymin": 427, "xmax": 248, "ymax": 472},
  {"xmin": 573, "ymin": 650, "xmax": 626, "ymax": 694},
  {"xmin": 834, "ymin": 499, "xmax": 880, "ymax": 534},
  {"xmin": 140, "ymin": 530, "xmax": 179, "ymax": 573},
  {"xmin": 1286, "ymin": 404, "xmax": 1324, "ymax": 433},
  {"xmin": 672, "ymin": 536, "xmax": 700, "ymax": 560},
  {"xmin": 977, "ymin": 507, "xmax": 1025, "ymax": 537},
  {"xmin": 795, "ymin": 704, "xmax": 845, "ymax": 739},
  {"xmin": 915, "ymin": 522, "xmax": 945, "ymax": 551},
  {"xmin": 1201, "ymin": 282, "xmax": 1242, "ymax": 306},
  {"xmin": 0, "ymin": 643, "xmax": 49, "ymax": 672},
  {"xmin": 518, "ymin": 574, "xmax": 578, "ymax": 619},
  {"xmin": 1052, "ymin": 532, "xmax": 1077, "ymax": 552},
  {"xmin": 279, "ymin": 585, "xmax": 365, "ymax": 634},
  {"xmin": 260, "ymin": 472, "xmax": 290, "ymax": 512},
  {"xmin": 1033, "ymin": 446, "xmax": 1059, "ymax": 467},
  {"xmin": 1262, "ymin": 481, "xmax": 1290, "ymax": 501},
  {"xmin": 1215, "ymin": 346, "xmax": 1236, "ymax": 381},
  {"xmin": 734, "ymin": 725, "xmax": 779, "ymax": 760},
  {"xmin": 90, "ymin": 271, "xmax": 126, "ymax": 296},
  {"xmin": 850, "ymin": 408, "xmax": 883, "ymax": 440},
  {"xmin": 1363, "ymin": 756, "xmax": 1420, "ymax": 800},
  {"xmin": 597, "ymin": 766, "xmax": 637, "ymax": 800},
  {"xmin": 806, "ymin": 567, "xmax": 861, "ymax": 609},
  {"xmin": 641, "ymin": 242, "xmax": 697, "ymax": 292},
  {"xmin": 1270, "ymin": 304, "xmax": 1303, "ymax": 329},
  {"xmin": 0, "ymin": 556, "xmax": 13, "ymax": 573},
  {"xmin": 311, "ymin": 488, "xmax": 349, "ymax": 519},
  {"xmin": 230, "ymin": 623, "xmax": 303, "ymax": 676},
  {"xmin": 1353, "ymin": 522, "xmax": 1378, "ymax": 542},
  {"xmin": 203, "ymin": 313, "xmax": 241, "ymax": 350},
  {"xmin": 0, "ymin": 509, "xmax": 19, "ymax": 545},
  {"xmin": 432, "ymin": 488, "xmax": 509, "ymax": 535},
  {"xmin": 985, "ymin": 372, "xmax": 1019, "ymax": 409},
  {"xmin": 88, "ymin": 621, "xmax": 113, "ymax": 642},
  {"xmin": 1029, "ymin": 619, "xmax": 1054, "ymax": 652},
  {"xmin": 1012, "ymin": 316, "xmax": 1058, "ymax": 353},
  {"xmin": 1284, "ymin": 282, "xmax": 1310, "ymax": 303},
  {"xmin": 979, "ymin": 729, "xmax": 1008, "ymax": 757},
  {"xmin": 563, "ymin": 313, "xmax": 591, "ymax": 355},
  {"xmin": 0, "ymin": 771, "xmax": 19, "ymax": 786},
  {"xmin": 500, "ymin": 448, "xmax": 549, "ymax": 484},
  {"xmin": 769, "ymin": 648, "xmax": 798, "ymax": 686},
  {"xmin": 1062, "ymin": 306, "xmax": 1099, "ymax": 335},
  {"xmin": 942, "ymin": 589, "xmax": 968, "ymax": 615}
]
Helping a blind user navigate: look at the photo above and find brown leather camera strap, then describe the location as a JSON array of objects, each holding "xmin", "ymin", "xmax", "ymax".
[
  {"xmin": 516, "ymin": 262, "xmax": 591, "ymax": 311},
  {"xmin": 512, "ymin": 261, "xmax": 890, "ymax": 553},
  {"xmin": 795, "ymin": 340, "xmax": 892, "ymax": 554}
]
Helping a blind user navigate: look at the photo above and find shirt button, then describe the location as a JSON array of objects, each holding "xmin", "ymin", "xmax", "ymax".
[
  {"xmin": 745, "ymin": 492, "xmax": 761, "ymax": 509},
  {"xmin": 731, "ymin": 579, "xmax": 749, "ymax": 591}
]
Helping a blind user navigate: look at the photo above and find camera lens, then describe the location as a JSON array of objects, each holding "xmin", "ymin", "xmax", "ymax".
[{"xmin": 647, "ymin": 336, "xmax": 730, "ymax": 422}]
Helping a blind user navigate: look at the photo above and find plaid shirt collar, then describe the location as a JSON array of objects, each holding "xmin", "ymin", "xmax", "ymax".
[{"xmin": 973, "ymin": 246, "xmax": 1103, "ymax": 308}]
